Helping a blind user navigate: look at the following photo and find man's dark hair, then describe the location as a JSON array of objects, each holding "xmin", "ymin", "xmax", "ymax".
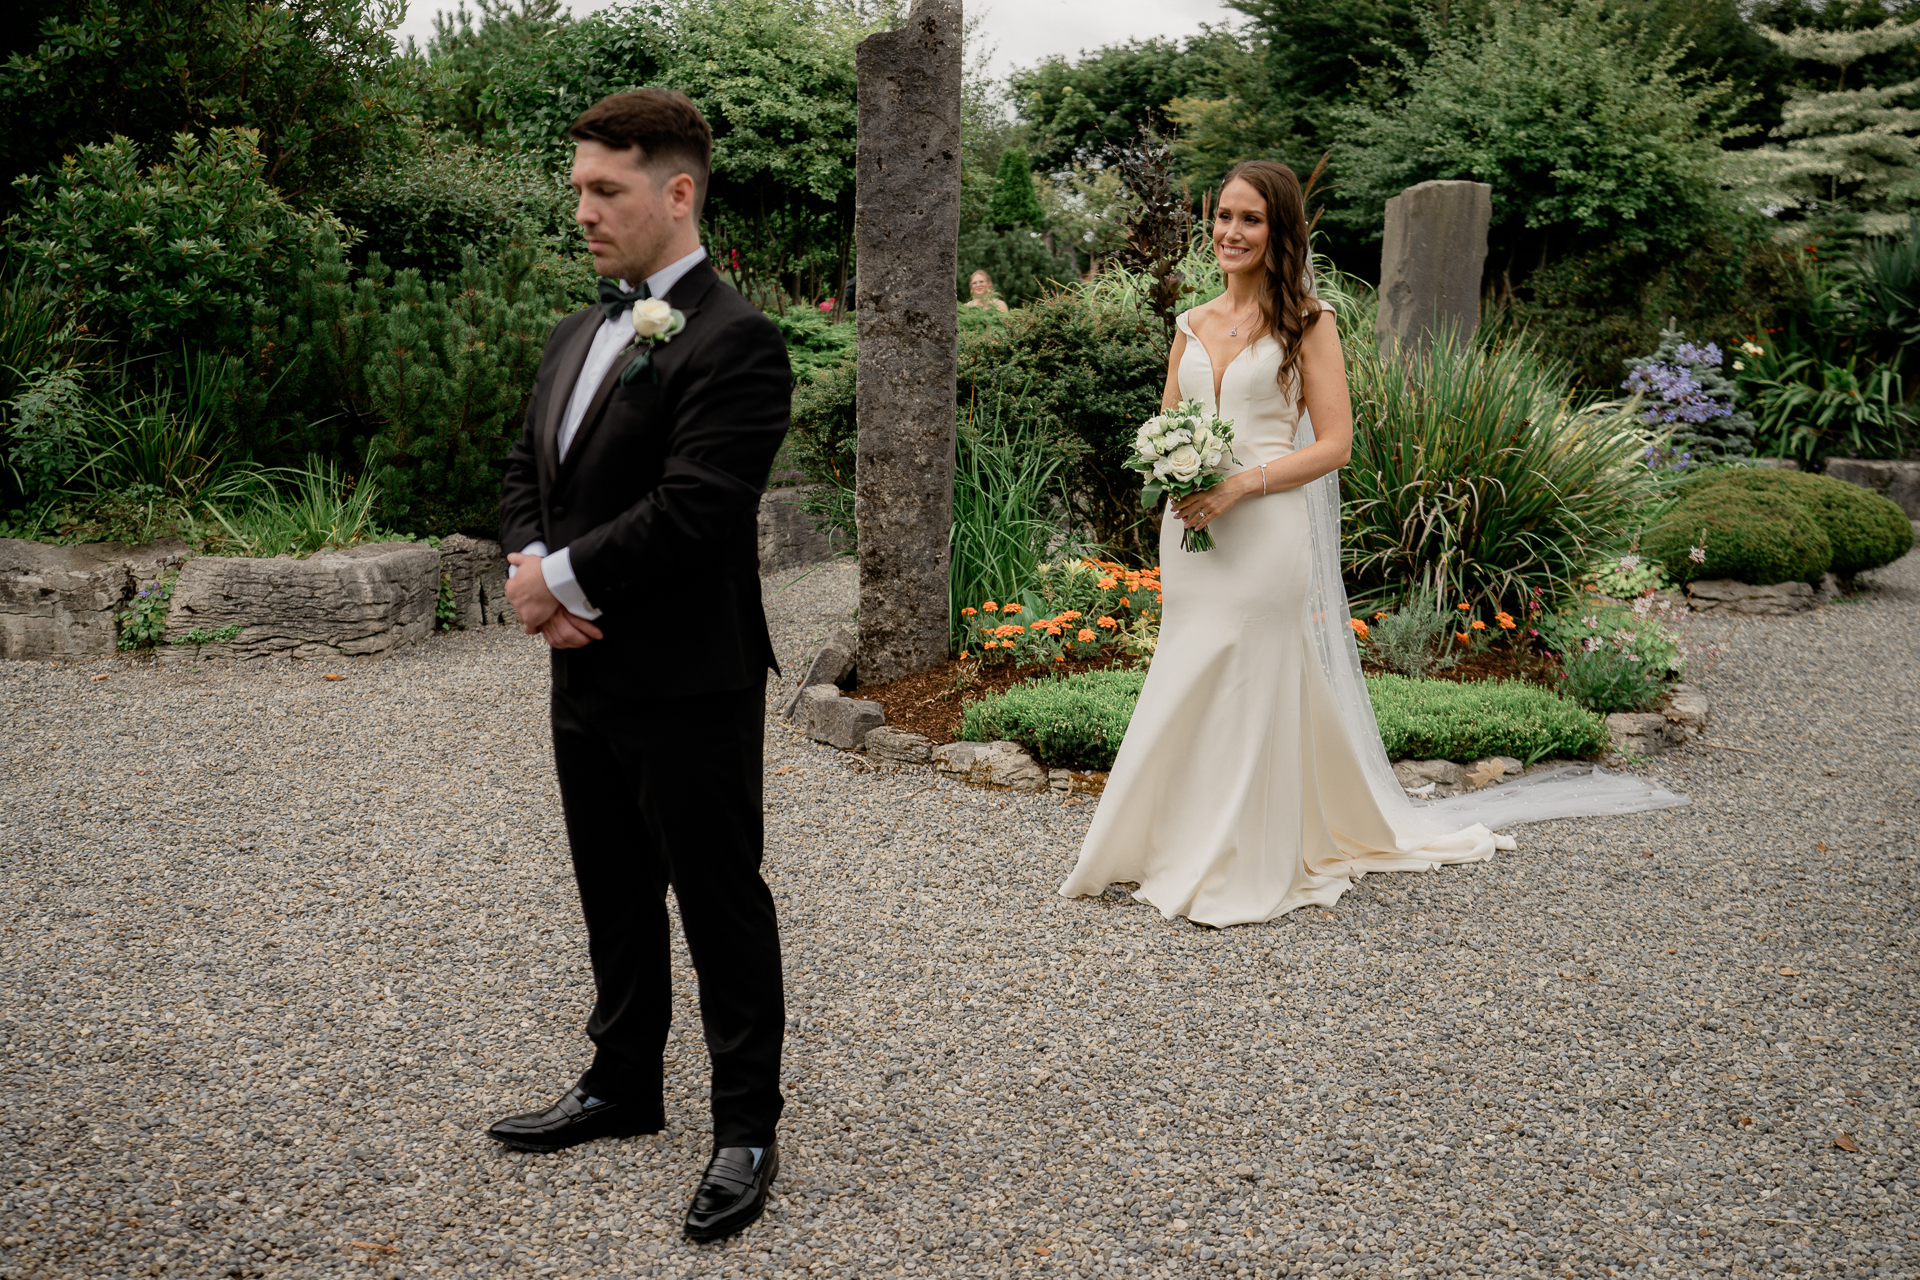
[{"xmin": 569, "ymin": 89, "xmax": 713, "ymax": 218}]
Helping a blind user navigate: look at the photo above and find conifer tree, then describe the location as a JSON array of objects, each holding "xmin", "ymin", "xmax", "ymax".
[
  {"xmin": 988, "ymin": 147, "xmax": 1047, "ymax": 231},
  {"xmin": 1741, "ymin": 18, "xmax": 1920, "ymax": 233}
]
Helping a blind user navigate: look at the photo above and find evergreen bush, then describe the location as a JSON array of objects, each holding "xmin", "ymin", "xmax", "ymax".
[
  {"xmin": 1667, "ymin": 468, "xmax": 1913, "ymax": 580},
  {"xmin": 960, "ymin": 668, "xmax": 1147, "ymax": 770},
  {"xmin": 1367, "ymin": 675, "xmax": 1611, "ymax": 764},
  {"xmin": 1643, "ymin": 480, "xmax": 1832, "ymax": 585}
]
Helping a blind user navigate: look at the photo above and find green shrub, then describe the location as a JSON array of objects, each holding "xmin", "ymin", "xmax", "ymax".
[
  {"xmin": 1556, "ymin": 647, "xmax": 1669, "ymax": 714},
  {"xmin": 1365, "ymin": 591, "xmax": 1460, "ymax": 679},
  {"xmin": 1343, "ymin": 327, "xmax": 1656, "ymax": 614},
  {"xmin": 1685, "ymin": 468, "xmax": 1913, "ymax": 580},
  {"xmin": 1642, "ymin": 481, "xmax": 1831, "ymax": 585},
  {"xmin": 1367, "ymin": 675, "xmax": 1611, "ymax": 764},
  {"xmin": 961, "ymin": 668, "xmax": 1147, "ymax": 769},
  {"xmin": 324, "ymin": 127, "xmax": 579, "ymax": 280},
  {"xmin": 768, "ymin": 309, "xmax": 856, "ymax": 386},
  {"xmin": 10, "ymin": 130, "xmax": 334, "ymax": 368}
]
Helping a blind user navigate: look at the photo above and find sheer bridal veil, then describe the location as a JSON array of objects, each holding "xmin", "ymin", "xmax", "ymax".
[{"xmin": 1292, "ymin": 411, "xmax": 1689, "ymax": 833}]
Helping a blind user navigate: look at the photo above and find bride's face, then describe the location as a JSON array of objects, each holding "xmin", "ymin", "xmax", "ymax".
[{"xmin": 1213, "ymin": 178, "xmax": 1269, "ymax": 280}]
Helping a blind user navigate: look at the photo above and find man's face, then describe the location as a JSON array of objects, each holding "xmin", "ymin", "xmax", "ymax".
[{"xmin": 570, "ymin": 140, "xmax": 678, "ymax": 284}]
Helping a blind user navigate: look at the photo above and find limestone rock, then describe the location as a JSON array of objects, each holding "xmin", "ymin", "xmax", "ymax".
[
  {"xmin": 1664, "ymin": 684, "xmax": 1709, "ymax": 739},
  {"xmin": 0, "ymin": 537, "xmax": 189, "ymax": 660},
  {"xmin": 1049, "ymin": 769, "xmax": 1108, "ymax": 796},
  {"xmin": 782, "ymin": 622, "xmax": 859, "ymax": 719},
  {"xmin": 162, "ymin": 541, "xmax": 439, "ymax": 661},
  {"xmin": 853, "ymin": 0, "xmax": 963, "ymax": 683},
  {"xmin": 1393, "ymin": 759, "xmax": 1466, "ymax": 790},
  {"xmin": 758, "ymin": 488, "xmax": 848, "ymax": 575},
  {"xmin": 1823, "ymin": 458, "xmax": 1920, "ymax": 520},
  {"xmin": 866, "ymin": 726, "xmax": 933, "ymax": 764},
  {"xmin": 1376, "ymin": 180, "xmax": 1492, "ymax": 355},
  {"xmin": 932, "ymin": 740, "xmax": 1047, "ymax": 792},
  {"xmin": 798, "ymin": 684, "xmax": 886, "ymax": 750},
  {"xmin": 1684, "ymin": 579, "xmax": 1817, "ymax": 615},
  {"xmin": 1606, "ymin": 711, "xmax": 1684, "ymax": 759},
  {"xmin": 437, "ymin": 534, "xmax": 516, "ymax": 630}
]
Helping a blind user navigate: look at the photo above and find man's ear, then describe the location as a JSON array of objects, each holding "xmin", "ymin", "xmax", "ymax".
[{"xmin": 664, "ymin": 171, "xmax": 698, "ymax": 220}]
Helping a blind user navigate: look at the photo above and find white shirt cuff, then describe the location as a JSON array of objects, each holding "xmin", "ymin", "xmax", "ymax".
[
  {"xmin": 509, "ymin": 541, "xmax": 548, "ymax": 577},
  {"xmin": 541, "ymin": 546, "xmax": 601, "ymax": 619}
]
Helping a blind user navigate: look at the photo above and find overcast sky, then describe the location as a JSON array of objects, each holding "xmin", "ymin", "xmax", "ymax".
[{"xmin": 395, "ymin": 0, "xmax": 1242, "ymax": 83}]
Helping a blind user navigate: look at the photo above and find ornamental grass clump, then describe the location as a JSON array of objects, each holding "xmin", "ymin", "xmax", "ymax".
[
  {"xmin": 1343, "ymin": 325, "xmax": 1654, "ymax": 614},
  {"xmin": 960, "ymin": 668, "xmax": 1148, "ymax": 770}
]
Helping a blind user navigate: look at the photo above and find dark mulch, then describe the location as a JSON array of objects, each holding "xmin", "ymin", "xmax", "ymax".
[
  {"xmin": 854, "ymin": 653, "xmax": 1145, "ymax": 745},
  {"xmin": 1361, "ymin": 647, "xmax": 1566, "ymax": 690}
]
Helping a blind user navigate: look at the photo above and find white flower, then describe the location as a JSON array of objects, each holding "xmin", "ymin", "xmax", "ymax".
[
  {"xmin": 1618, "ymin": 554, "xmax": 1641, "ymax": 573},
  {"xmin": 1161, "ymin": 444, "xmax": 1202, "ymax": 483},
  {"xmin": 1688, "ymin": 545, "xmax": 1707, "ymax": 564},
  {"xmin": 1731, "ymin": 360, "xmax": 1745, "ymax": 372},
  {"xmin": 632, "ymin": 298, "xmax": 683, "ymax": 340}
]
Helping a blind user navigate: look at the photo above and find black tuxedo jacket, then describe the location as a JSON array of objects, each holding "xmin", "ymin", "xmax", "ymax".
[{"xmin": 499, "ymin": 261, "xmax": 789, "ymax": 696}]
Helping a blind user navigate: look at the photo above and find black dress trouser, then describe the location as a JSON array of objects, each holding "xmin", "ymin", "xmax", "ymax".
[{"xmin": 549, "ymin": 680, "xmax": 784, "ymax": 1148}]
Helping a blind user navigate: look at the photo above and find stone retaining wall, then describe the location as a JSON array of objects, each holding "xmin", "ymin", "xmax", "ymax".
[
  {"xmin": 163, "ymin": 542, "xmax": 440, "ymax": 662},
  {"xmin": 0, "ymin": 538, "xmax": 190, "ymax": 661}
]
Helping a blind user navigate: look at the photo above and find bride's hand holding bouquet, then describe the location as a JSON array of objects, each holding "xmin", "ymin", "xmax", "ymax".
[{"xmin": 1129, "ymin": 399, "xmax": 1239, "ymax": 552}]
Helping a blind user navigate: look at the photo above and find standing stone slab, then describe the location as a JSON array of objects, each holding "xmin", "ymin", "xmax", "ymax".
[
  {"xmin": 163, "ymin": 541, "xmax": 439, "ymax": 660},
  {"xmin": 438, "ymin": 534, "xmax": 517, "ymax": 630},
  {"xmin": 1376, "ymin": 180, "xmax": 1492, "ymax": 355},
  {"xmin": 758, "ymin": 487, "xmax": 850, "ymax": 575},
  {"xmin": 853, "ymin": 0, "xmax": 961, "ymax": 684},
  {"xmin": 0, "ymin": 538, "xmax": 190, "ymax": 660}
]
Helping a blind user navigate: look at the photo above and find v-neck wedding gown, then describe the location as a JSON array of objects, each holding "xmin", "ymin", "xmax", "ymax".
[{"xmin": 1059, "ymin": 307, "xmax": 1513, "ymax": 927}]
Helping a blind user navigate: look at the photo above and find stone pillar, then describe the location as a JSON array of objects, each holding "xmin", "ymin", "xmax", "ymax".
[
  {"xmin": 1375, "ymin": 180, "xmax": 1492, "ymax": 354},
  {"xmin": 853, "ymin": 0, "xmax": 961, "ymax": 684}
]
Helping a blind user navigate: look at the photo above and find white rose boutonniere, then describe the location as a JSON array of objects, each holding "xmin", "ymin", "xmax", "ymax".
[{"xmin": 620, "ymin": 298, "xmax": 689, "ymax": 385}]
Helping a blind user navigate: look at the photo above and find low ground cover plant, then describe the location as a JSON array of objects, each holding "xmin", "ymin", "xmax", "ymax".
[
  {"xmin": 960, "ymin": 668, "xmax": 1147, "ymax": 770},
  {"xmin": 1367, "ymin": 675, "xmax": 1612, "ymax": 764}
]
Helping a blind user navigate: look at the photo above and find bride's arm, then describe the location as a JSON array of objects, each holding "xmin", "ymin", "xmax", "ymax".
[
  {"xmin": 1172, "ymin": 311, "xmax": 1350, "ymax": 529},
  {"xmin": 1162, "ymin": 330, "xmax": 1187, "ymax": 410}
]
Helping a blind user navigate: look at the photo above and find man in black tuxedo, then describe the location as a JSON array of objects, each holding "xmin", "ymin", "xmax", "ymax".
[{"xmin": 493, "ymin": 88, "xmax": 788, "ymax": 1243}]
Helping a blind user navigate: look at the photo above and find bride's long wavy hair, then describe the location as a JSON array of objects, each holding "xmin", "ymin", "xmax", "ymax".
[{"xmin": 1219, "ymin": 160, "xmax": 1319, "ymax": 394}]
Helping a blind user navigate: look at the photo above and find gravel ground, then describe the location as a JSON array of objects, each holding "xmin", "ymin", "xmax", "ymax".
[{"xmin": 3, "ymin": 548, "xmax": 1916, "ymax": 1280}]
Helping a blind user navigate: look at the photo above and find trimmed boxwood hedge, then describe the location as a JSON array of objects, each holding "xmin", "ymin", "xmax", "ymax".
[
  {"xmin": 1646, "ymin": 466, "xmax": 1912, "ymax": 585},
  {"xmin": 960, "ymin": 667, "xmax": 1608, "ymax": 769}
]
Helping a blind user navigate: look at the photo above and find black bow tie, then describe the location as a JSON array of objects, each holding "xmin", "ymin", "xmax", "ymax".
[{"xmin": 598, "ymin": 277, "xmax": 652, "ymax": 322}]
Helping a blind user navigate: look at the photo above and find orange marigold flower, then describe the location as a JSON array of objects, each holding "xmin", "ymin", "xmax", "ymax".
[
  {"xmin": 1350, "ymin": 618, "xmax": 1369, "ymax": 640},
  {"xmin": 1096, "ymin": 616, "xmax": 1118, "ymax": 629},
  {"xmin": 1455, "ymin": 631, "xmax": 1470, "ymax": 643},
  {"xmin": 1498, "ymin": 618, "xmax": 1517, "ymax": 630},
  {"xmin": 1002, "ymin": 603, "xmax": 1022, "ymax": 615},
  {"xmin": 982, "ymin": 641, "xmax": 998, "ymax": 650},
  {"xmin": 1077, "ymin": 628, "xmax": 1096, "ymax": 643},
  {"xmin": 1097, "ymin": 577, "xmax": 1117, "ymax": 590},
  {"xmin": 1055, "ymin": 654, "xmax": 1066, "ymax": 662},
  {"xmin": 1063, "ymin": 611, "xmax": 1082, "ymax": 620},
  {"xmin": 983, "ymin": 601, "xmax": 999, "ymax": 612},
  {"xmin": 1457, "ymin": 602, "xmax": 1470, "ymax": 611},
  {"xmin": 1470, "ymin": 620, "xmax": 1487, "ymax": 631},
  {"xmin": 960, "ymin": 606, "xmax": 977, "ymax": 617},
  {"xmin": 1373, "ymin": 611, "xmax": 1387, "ymax": 620},
  {"xmin": 1046, "ymin": 626, "xmax": 1062, "ymax": 637},
  {"xmin": 958, "ymin": 650, "xmax": 970, "ymax": 659},
  {"xmin": 1119, "ymin": 597, "xmax": 1130, "ymax": 608}
]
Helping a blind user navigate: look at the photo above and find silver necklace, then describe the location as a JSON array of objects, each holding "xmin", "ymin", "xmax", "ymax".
[{"xmin": 1226, "ymin": 300, "xmax": 1260, "ymax": 338}]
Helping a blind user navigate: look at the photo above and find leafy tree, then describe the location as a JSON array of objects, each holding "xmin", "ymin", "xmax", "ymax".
[
  {"xmin": 418, "ymin": 0, "xmax": 569, "ymax": 143},
  {"xmin": 988, "ymin": 147, "xmax": 1046, "ymax": 230},
  {"xmin": 0, "ymin": 0, "xmax": 414, "ymax": 208},
  {"xmin": 1335, "ymin": 0, "xmax": 1748, "ymax": 288},
  {"xmin": 1010, "ymin": 32, "xmax": 1242, "ymax": 172},
  {"xmin": 1735, "ymin": 17, "xmax": 1920, "ymax": 233},
  {"xmin": 10, "ymin": 129, "xmax": 336, "ymax": 367}
]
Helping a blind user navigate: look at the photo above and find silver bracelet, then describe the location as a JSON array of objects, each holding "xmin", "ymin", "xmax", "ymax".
[{"xmin": 1260, "ymin": 462, "xmax": 1269, "ymax": 496}]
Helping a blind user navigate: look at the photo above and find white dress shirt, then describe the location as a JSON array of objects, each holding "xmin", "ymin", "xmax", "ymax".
[{"xmin": 516, "ymin": 246, "xmax": 710, "ymax": 618}]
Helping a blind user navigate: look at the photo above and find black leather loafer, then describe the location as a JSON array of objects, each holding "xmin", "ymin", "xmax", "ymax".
[
  {"xmin": 684, "ymin": 1140, "xmax": 778, "ymax": 1242},
  {"xmin": 485, "ymin": 1084, "xmax": 663, "ymax": 1153}
]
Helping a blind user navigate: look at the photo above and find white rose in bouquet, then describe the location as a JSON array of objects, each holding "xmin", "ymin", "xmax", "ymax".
[{"xmin": 1161, "ymin": 444, "xmax": 1202, "ymax": 483}]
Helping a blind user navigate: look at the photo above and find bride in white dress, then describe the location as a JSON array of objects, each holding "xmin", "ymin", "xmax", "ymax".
[{"xmin": 1062, "ymin": 162, "xmax": 1683, "ymax": 927}]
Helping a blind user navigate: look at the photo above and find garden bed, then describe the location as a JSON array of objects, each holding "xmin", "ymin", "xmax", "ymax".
[{"xmin": 855, "ymin": 652, "xmax": 1145, "ymax": 744}]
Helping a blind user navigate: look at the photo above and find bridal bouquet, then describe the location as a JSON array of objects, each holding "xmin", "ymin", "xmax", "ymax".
[{"xmin": 1128, "ymin": 399, "xmax": 1238, "ymax": 552}]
